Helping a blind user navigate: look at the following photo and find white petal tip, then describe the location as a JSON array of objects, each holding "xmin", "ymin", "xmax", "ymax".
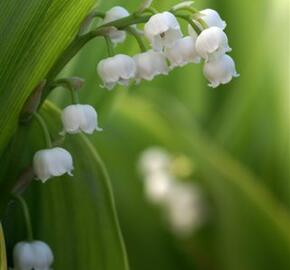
[{"xmin": 208, "ymin": 83, "xmax": 219, "ymax": 88}]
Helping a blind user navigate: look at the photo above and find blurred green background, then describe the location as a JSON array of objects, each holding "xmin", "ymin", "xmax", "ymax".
[{"xmin": 2, "ymin": 0, "xmax": 289, "ymax": 269}]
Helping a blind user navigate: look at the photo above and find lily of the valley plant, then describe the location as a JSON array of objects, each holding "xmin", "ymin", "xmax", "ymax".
[{"xmin": 8, "ymin": 1, "xmax": 239, "ymax": 269}]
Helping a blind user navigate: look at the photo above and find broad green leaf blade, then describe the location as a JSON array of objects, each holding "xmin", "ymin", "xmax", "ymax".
[
  {"xmin": 27, "ymin": 101, "xmax": 129, "ymax": 270},
  {"xmin": 0, "ymin": 0, "xmax": 95, "ymax": 154},
  {"xmin": 0, "ymin": 224, "xmax": 7, "ymax": 270}
]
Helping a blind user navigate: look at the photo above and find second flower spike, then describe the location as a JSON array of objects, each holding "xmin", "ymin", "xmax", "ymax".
[{"xmin": 61, "ymin": 104, "xmax": 103, "ymax": 134}]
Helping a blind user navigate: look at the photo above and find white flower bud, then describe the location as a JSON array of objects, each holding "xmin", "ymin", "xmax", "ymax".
[
  {"xmin": 199, "ymin": 9, "xmax": 226, "ymax": 29},
  {"xmin": 61, "ymin": 104, "xmax": 102, "ymax": 135},
  {"xmin": 203, "ymin": 54, "xmax": 239, "ymax": 88},
  {"xmin": 133, "ymin": 50, "xmax": 169, "ymax": 82},
  {"xmin": 195, "ymin": 27, "xmax": 231, "ymax": 60},
  {"xmin": 165, "ymin": 36, "xmax": 201, "ymax": 68},
  {"xmin": 97, "ymin": 54, "xmax": 136, "ymax": 90},
  {"xmin": 13, "ymin": 241, "xmax": 54, "ymax": 270},
  {"xmin": 103, "ymin": 6, "xmax": 130, "ymax": 44},
  {"xmin": 33, "ymin": 147, "xmax": 73, "ymax": 182},
  {"xmin": 144, "ymin": 12, "xmax": 183, "ymax": 51}
]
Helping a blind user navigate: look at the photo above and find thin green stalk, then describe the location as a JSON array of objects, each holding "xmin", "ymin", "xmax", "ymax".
[
  {"xmin": 104, "ymin": 36, "xmax": 115, "ymax": 57},
  {"xmin": 92, "ymin": 11, "xmax": 106, "ymax": 19},
  {"xmin": 70, "ymin": 89, "xmax": 80, "ymax": 104},
  {"xmin": 33, "ymin": 112, "xmax": 52, "ymax": 148},
  {"xmin": 173, "ymin": 6, "xmax": 199, "ymax": 14},
  {"xmin": 78, "ymin": 10, "xmax": 106, "ymax": 35},
  {"xmin": 126, "ymin": 27, "xmax": 147, "ymax": 52},
  {"xmin": 100, "ymin": 14, "xmax": 151, "ymax": 30},
  {"xmin": 142, "ymin": 7, "xmax": 158, "ymax": 15},
  {"xmin": 172, "ymin": 8, "xmax": 208, "ymax": 30},
  {"xmin": 51, "ymin": 78, "xmax": 81, "ymax": 104},
  {"xmin": 12, "ymin": 194, "xmax": 33, "ymax": 241},
  {"xmin": 177, "ymin": 6, "xmax": 209, "ymax": 29},
  {"xmin": 41, "ymin": 14, "xmax": 152, "ymax": 102},
  {"xmin": 175, "ymin": 14, "xmax": 201, "ymax": 34}
]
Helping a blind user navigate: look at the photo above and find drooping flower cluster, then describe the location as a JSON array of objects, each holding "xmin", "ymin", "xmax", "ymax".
[
  {"xmin": 97, "ymin": 6, "xmax": 238, "ymax": 90},
  {"xmin": 139, "ymin": 147, "xmax": 207, "ymax": 236},
  {"xmin": 32, "ymin": 4, "xmax": 239, "ymax": 183},
  {"xmin": 13, "ymin": 241, "xmax": 54, "ymax": 270}
]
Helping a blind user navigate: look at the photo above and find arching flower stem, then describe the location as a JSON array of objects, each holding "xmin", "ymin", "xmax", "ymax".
[
  {"xmin": 141, "ymin": 7, "xmax": 158, "ymax": 15},
  {"xmin": 104, "ymin": 36, "xmax": 115, "ymax": 57},
  {"xmin": 126, "ymin": 27, "xmax": 147, "ymax": 52},
  {"xmin": 12, "ymin": 194, "xmax": 34, "ymax": 241},
  {"xmin": 171, "ymin": 6, "xmax": 208, "ymax": 30},
  {"xmin": 175, "ymin": 14, "xmax": 202, "ymax": 34},
  {"xmin": 33, "ymin": 112, "xmax": 52, "ymax": 148},
  {"xmin": 41, "ymin": 14, "xmax": 152, "ymax": 102}
]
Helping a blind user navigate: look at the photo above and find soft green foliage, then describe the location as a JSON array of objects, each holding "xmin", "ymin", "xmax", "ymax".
[
  {"xmin": 2, "ymin": 102, "xmax": 129, "ymax": 270},
  {"xmin": 31, "ymin": 102, "xmax": 129, "ymax": 270},
  {"xmin": 0, "ymin": 0, "xmax": 289, "ymax": 269},
  {"xmin": 0, "ymin": 0, "xmax": 95, "ymax": 154}
]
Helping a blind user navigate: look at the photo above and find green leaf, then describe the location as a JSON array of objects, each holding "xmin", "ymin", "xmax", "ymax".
[
  {"xmin": 0, "ymin": 223, "xmax": 7, "ymax": 270},
  {"xmin": 0, "ymin": 0, "xmax": 96, "ymax": 154},
  {"xmin": 1, "ymin": 100, "xmax": 129, "ymax": 269},
  {"xmin": 24, "ymin": 101, "xmax": 129, "ymax": 270}
]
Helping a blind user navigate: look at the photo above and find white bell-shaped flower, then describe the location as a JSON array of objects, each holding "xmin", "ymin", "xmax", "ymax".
[
  {"xmin": 199, "ymin": 9, "xmax": 226, "ymax": 29},
  {"xmin": 13, "ymin": 241, "xmax": 54, "ymax": 270},
  {"xmin": 203, "ymin": 54, "xmax": 239, "ymax": 88},
  {"xmin": 102, "ymin": 6, "xmax": 130, "ymax": 44},
  {"xmin": 61, "ymin": 104, "xmax": 102, "ymax": 134},
  {"xmin": 144, "ymin": 12, "xmax": 183, "ymax": 51},
  {"xmin": 195, "ymin": 27, "xmax": 231, "ymax": 61},
  {"xmin": 33, "ymin": 147, "xmax": 73, "ymax": 182},
  {"xmin": 133, "ymin": 50, "xmax": 169, "ymax": 82},
  {"xmin": 165, "ymin": 36, "xmax": 201, "ymax": 68},
  {"xmin": 97, "ymin": 54, "xmax": 136, "ymax": 90}
]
